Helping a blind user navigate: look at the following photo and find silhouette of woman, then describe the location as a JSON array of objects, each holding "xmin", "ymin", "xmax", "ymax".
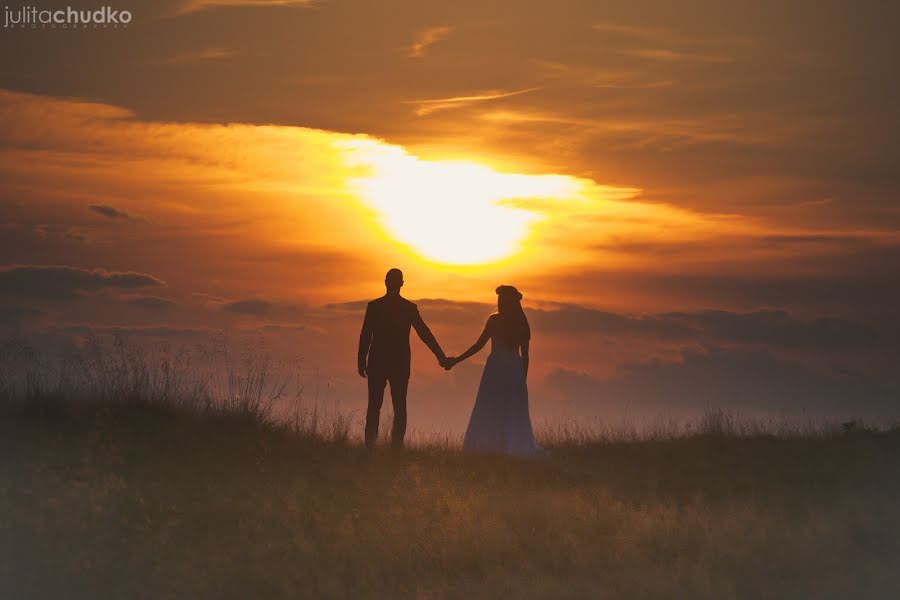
[{"xmin": 445, "ymin": 285, "xmax": 543, "ymax": 458}]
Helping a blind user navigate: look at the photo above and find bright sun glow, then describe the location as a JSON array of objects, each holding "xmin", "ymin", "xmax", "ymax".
[{"xmin": 341, "ymin": 141, "xmax": 585, "ymax": 265}]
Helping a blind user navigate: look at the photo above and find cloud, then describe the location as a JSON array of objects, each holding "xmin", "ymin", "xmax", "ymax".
[
  {"xmin": 0, "ymin": 265, "xmax": 166, "ymax": 300},
  {"xmin": 407, "ymin": 26, "xmax": 452, "ymax": 58},
  {"xmin": 57, "ymin": 325, "xmax": 210, "ymax": 339},
  {"xmin": 758, "ymin": 234, "xmax": 871, "ymax": 247},
  {"xmin": 174, "ymin": 0, "xmax": 313, "ymax": 16},
  {"xmin": 533, "ymin": 242, "xmax": 900, "ymax": 316},
  {"xmin": 32, "ymin": 224, "xmax": 98, "ymax": 245},
  {"xmin": 534, "ymin": 60, "xmax": 674, "ymax": 89},
  {"xmin": 591, "ymin": 21, "xmax": 746, "ymax": 48},
  {"xmin": 221, "ymin": 298, "xmax": 274, "ymax": 315},
  {"xmin": 342, "ymin": 297, "xmax": 885, "ymax": 350},
  {"xmin": 622, "ymin": 48, "xmax": 733, "ymax": 64},
  {"xmin": 593, "ymin": 233, "xmax": 876, "ymax": 257},
  {"xmin": 260, "ymin": 324, "xmax": 307, "ymax": 333},
  {"xmin": 89, "ymin": 204, "xmax": 131, "ymax": 219},
  {"xmin": 529, "ymin": 305, "xmax": 881, "ymax": 348},
  {"xmin": 478, "ymin": 108, "xmax": 777, "ymax": 148},
  {"xmin": 405, "ymin": 88, "xmax": 539, "ymax": 116},
  {"xmin": 126, "ymin": 296, "xmax": 177, "ymax": 311},
  {"xmin": 592, "ymin": 21, "xmax": 677, "ymax": 41},
  {"xmin": 530, "ymin": 305, "xmax": 694, "ymax": 339},
  {"xmin": 153, "ymin": 47, "xmax": 239, "ymax": 65},
  {"xmin": 545, "ymin": 347, "xmax": 897, "ymax": 419},
  {"xmin": 0, "ymin": 305, "xmax": 45, "ymax": 325},
  {"xmin": 220, "ymin": 298, "xmax": 307, "ymax": 320},
  {"xmin": 660, "ymin": 309, "xmax": 880, "ymax": 348}
]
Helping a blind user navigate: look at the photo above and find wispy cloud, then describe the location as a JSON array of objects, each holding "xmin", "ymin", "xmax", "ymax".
[
  {"xmin": 479, "ymin": 109, "xmax": 778, "ymax": 148},
  {"xmin": 534, "ymin": 60, "xmax": 674, "ymax": 89},
  {"xmin": 592, "ymin": 21, "xmax": 747, "ymax": 48},
  {"xmin": 0, "ymin": 265, "xmax": 165, "ymax": 300},
  {"xmin": 174, "ymin": 0, "xmax": 314, "ymax": 16},
  {"xmin": 407, "ymin": 26, "xmax": 452, "ymax": 58},
  {"xmin": 153, "ymin": 47, "xmax": 239, "ymax": 65},
  {"xmin": 623, "ymin": 48, "xmax": 733, "ymax": 64},
  {"xmin": 89, "ymin": 204, "xmax": 131, "ymax": 219},
  {"xmin": 592, "ymin": 21, "xmax": 742, "ymax": 64},
  {"xmin": 404, "ymin": 88, "xmax": 539, "ymax": 116}
]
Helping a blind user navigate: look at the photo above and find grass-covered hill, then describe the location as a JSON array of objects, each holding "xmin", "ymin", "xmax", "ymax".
[
  {"xmin": 2, "ymin": 335, "xmax": 899, "ymax": 598},
  {"xmin": 4, "ymin": 400, "xmax": 900, "ymax": 599}
]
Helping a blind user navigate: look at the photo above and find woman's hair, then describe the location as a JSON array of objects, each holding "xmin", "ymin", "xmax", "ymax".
[{"xmin": 495, "ymin": 285, "xmax": 530, "ymax": 344}]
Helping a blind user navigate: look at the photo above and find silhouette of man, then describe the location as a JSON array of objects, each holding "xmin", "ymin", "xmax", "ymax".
[{"xmin": 358, "ymin": 268, "xmax": 446, "ymax": 449}]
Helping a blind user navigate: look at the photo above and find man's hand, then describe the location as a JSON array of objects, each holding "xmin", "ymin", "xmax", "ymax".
[{"xmin": 358, "ymin": 365, "xmax": 367, "ymax": 378}]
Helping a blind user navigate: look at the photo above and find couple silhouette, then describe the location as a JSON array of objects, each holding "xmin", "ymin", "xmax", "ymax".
[{"xmin": 358, "ymin": 268, "xmax": 543, "ymax": 458}]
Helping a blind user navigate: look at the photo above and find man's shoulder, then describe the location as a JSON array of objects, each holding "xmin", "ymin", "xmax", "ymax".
[
  {"xmin": 368, "ymin": 295, "xmax": 399, "ymax": 306},
  {"xmin": 388, "ymin": 295, "xmax": 417, "ymax": 308},
  {"xmin": 368, "ymin": 295, "xmax": 416, "ymax": 311},
  {"xmin": 395, "ymin": 296, "xmax": 419, "ymax": 317}
]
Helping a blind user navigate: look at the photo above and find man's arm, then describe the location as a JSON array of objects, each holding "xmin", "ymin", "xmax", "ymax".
[
  {"xmin": 412, "ymin": 308, "xmax": 446, "ymax": 363},
  {"xmin": 520, "ymin": 340, "xmax": 529, "ymax": 379},
  {"xmin": 357, "ymin": 304, "xmax": 373, "ymax": 378}
]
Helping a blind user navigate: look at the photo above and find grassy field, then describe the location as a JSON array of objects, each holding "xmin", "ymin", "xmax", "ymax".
[
  {"xmin": 2, "ymin": 336, "xmax": 899, "ymax": 598},
  {"xmin": 3, "ymin": 401, "xmax": 900, "ymax": 599}
]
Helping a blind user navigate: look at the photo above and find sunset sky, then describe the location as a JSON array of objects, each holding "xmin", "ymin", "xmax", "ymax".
[{"xmin": 2, "ymin": 0, "xmax": 899, "ymax": 432}]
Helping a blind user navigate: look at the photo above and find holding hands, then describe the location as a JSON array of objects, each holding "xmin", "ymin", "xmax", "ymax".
[{"xmin": 440, "ymin": 356, "xmax": 460, "ymax": 370}]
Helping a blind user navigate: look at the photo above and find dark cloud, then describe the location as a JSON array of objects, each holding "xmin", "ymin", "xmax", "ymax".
[
  {"xmin": 346, "ymin": 294, "xmax": 889, "ymax": 350},
  {"xmin": 411, "ymin": 299, "xmax": 885, "ymax": 349},
  {"xmin": 594, "ymin": 233, "xmax": 877, "ymax": 256},
  {"xmin": 659, "ymin": 309, "xmax": 882, "ymax": 348},
  {"xmin": 126, "ymin": 296, "xmax": 176, "ymax": 311},
  {"xmin": 327, "ymin": 298, "xmax": 491, "ymax": 326},
  {"xmin": 537, "ymin": 243, "xmax": 900, "ymax": 317},
  {"xmin": 221, "ymin": 298, "xmax": 307, "ymax": 321},
  {"xmin": 545, "ymin": 347, "xmax": 898, "ymax": 419},
  {"xmin": 758, "ymin": 234, "xmax": 872, "ymax": 247},
  {"xmin": 221, "ymin": 298, "xmax": 274, "ymax": 315},
  {"xmin": 57, "ymin": 325, "xmax": 210, "ymax": 339},
  {"xmin": 260, "ymin": 324, "xmax": 307, "ymax": 333},
  {"xmin": 533, "ymin": 306, "xmax": 883, "ymax": 348},
  {"xmin": 89, "ymin": 204, "xmax": 130, "ymax": 219},
  {"xmin": 325, "ymin": 300, "xmax": 368, "ymax": 313},
  {"xmin": 0, "ymin": 305, "xmax": 45, "ymax": 325},
  {"xmin": 531, "ymin": 305, "xmax": 696, "ymax": 339},
  {"xmin": 0, "ymin": 265, "xmax": 166, "ymax": 300}
]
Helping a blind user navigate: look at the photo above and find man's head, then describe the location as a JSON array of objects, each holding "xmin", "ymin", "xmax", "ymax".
[{"xmin": 385, "ymin": 268, "xmax": 404, "ymax": 294}]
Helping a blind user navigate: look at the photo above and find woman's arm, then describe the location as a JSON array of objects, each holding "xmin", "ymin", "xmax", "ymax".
[
  {"xmin": 520, "ymin": 340, "xmax": 529, "ymax": 378},
  {"xmin": 452, "ymin": 317, "xmax": 493, "ymax": 365}
]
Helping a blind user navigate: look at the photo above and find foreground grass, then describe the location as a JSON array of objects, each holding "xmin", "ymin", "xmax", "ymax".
[{"xmin": 2, "ymin": 404, "xmax": 899, "ymax": 599}]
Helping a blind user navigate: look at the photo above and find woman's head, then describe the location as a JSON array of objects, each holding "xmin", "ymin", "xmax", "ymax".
[
  {"xmin": 495, "ymin": 285, "xmax": 530, "ymax": 343},
  {"xmin": 496, "ymin": 285, "xmax": 523, "ymax": 314}
]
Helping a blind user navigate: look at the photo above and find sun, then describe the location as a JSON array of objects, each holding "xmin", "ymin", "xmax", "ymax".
[{"xmin": 341, "ymin": 141, "xmax": 584, "ymax": 265}]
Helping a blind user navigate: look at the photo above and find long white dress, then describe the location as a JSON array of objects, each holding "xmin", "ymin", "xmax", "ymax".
[{"xmin": 462, "ymin": 338, "xmax": 544, "ymax": 458}]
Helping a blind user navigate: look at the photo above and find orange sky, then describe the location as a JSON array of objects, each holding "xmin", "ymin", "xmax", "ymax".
[{"xmin": 1, "ymin": 0, "xmax": 899, "ymax": 431}]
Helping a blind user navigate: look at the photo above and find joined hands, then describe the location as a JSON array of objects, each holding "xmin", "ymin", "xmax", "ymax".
[{"xmin": 440, "ymin": 356, "xmax": 460, "ymax": 370}]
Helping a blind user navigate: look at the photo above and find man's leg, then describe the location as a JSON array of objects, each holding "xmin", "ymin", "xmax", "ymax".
[
  {"xmin": 365, "ymin": 371, "xmax": 388, "ymax": 449},
  {"xmin": 387, "ymin": 371, "xmax": 410, "ymax": 449}
]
